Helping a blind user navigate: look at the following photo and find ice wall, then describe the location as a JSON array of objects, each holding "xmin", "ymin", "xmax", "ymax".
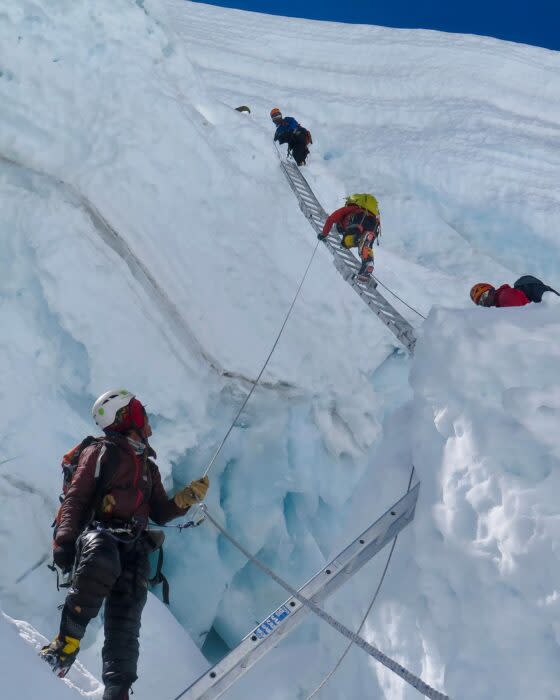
[{"xmin": 0, "ymin": 0, "xmax": 559, "ymax": 698}]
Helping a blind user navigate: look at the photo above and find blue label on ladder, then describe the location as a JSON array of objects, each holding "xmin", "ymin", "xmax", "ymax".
[{"xmin": 254, "ymin": 605, "xmax": 291, "ymax": 639}]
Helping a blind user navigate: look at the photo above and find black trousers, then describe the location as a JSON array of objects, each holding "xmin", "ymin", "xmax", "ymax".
[
  {"xmin": 60, "ymin": 530, "xmax": 150, "ymax": 697},
  {"xmin": 288, "ymin": 131, "xmax": 309, "ymax": 165}
]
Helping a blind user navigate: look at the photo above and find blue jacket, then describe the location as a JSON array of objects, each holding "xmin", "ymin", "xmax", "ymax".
[{"xmin": 274, "ymin": 117, "xmax": 300, "ymax": 142}]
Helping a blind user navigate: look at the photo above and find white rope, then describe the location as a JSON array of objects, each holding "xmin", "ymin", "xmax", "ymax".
[
  {"xmin": 305, "ymin": 466, "xmax": 416, "ymax": 699},
  {"xmin": 182, "ymin": 241, "xmax": 320, "ymax": 526},
  {"xmin": 0, "ymin": 456, "xmax": 19, "ymax": 468},
  {"xmin": 198, "ymin": 505, "xmax": 450, "ymax": 700},
  {"xmin": 370, "ymin": 275, "xmax": 427, "ymax": 320},
  {"xmin": 201, "ymin": 240, "xmax": 319, "ymax": 479}
]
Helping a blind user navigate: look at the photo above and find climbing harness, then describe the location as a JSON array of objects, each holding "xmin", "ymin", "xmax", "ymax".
[
  {"xmin": 90, "ymin": 518, "xmax": 146, "ymax": 544},
  {"xmin": 147, "ymin": 539, "xmax": 170, "ymax": 606},
  {"xmin": 305, "ymin": 465, "xmax": 416, "ymax": 699},
  {"xmin": 47, "ymin": 562, "xmax": 72, "ymax": 592},
  {"xmin": 182, "ymin": 240, "xmax": 321, "ymax": 528},
  {"xmin": 92, "ymin": 519, "xmax": 169, "ymax": 603},
  {"xmin": 275, "ymin": 147, "xmax": 420, "ymax": 352}
]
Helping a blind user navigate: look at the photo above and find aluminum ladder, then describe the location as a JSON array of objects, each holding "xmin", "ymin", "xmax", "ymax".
[
  {"xmin": 279, "ymin": 158, "xmax": 417, "ymax": 354},
  {"xmin": 177, "ymin": 484, "xmax": 420, "ymax": 699}
]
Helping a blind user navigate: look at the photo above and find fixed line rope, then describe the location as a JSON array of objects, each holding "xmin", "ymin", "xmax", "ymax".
[
  {"xmin": 183, "ymin": 504, "xmax": 449, "ymax": 700},
  {"xmin": 201, "ymin": 240, "xmax": 319, "ymax": 479},
  {"xmin": 305, "ymin": 465, "xmax": 416, "ymax": 699},
  {"xmin": 182, "ymin": 241, "xmax": 320, "ymax": 526},
  {"xmin": 0, "ymin": 455, "xmax": 20, "ymax": 468},
  {"xmin": 371, "ymin": 275, "xmax": 427, "ymax": 320}
]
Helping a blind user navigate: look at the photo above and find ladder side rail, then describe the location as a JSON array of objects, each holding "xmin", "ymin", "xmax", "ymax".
[
  {"xmin": 179, "ymin": 485, "xmax": 419, "ymax": 700},
  {"xmin": 280, "ymin": 162, "xmax": 329, "ymax": 217},
  {"xmin": 284, "ymin": 195, "xmax": 327, "ymax": 229},
  {"xmin": 332, "ymin": 258, "xmax": 417, "ymax": 353},
  {"xmin": 332, "ymin": 256, "xmax": 412, "ymax": 323},
  {"xmin": 359, "ymin": 293, "xmax": 416, "ymax": 352},
  {"xmin": 336, "ymin": 261, "xmax": 414, "ymax": 326},
  {"xmin": 279, "ymin": 159, "xmax": 417, "ymax": 353}
]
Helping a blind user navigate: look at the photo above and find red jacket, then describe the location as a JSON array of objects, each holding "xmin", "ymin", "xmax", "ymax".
[
  {"xmin": 494, "ymin": 285, "xmax": 530, "ymax": 307},
  {"xmin": 55, "ymin": 436, "xmax": 186, "ymax": 546},
  {"xmin": 322, "ymin": 205, "xmax": 380, "ymax": 237}
]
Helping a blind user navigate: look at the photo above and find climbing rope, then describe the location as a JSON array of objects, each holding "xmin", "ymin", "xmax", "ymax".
[
  {"xmin": 0, "ymin": 455, "xmax": 20, "ymax": 468},
  {"xmin": 183, "ymin": 240, "xmax": 320, "ymax": 526},
  {"xmin": 305, "ymin": 465, "xmax": 416, "ymax": 699},
  {"xmin": 202, "ymin": 243, "xmax": 319, "ymax": 479},
  {"xmin": 183, "ymin": 504, "xmax": 450, "ymax": 700},
  {"xmin": 371, "ymin": 275, "xmax": 427, "ymax": 320}
]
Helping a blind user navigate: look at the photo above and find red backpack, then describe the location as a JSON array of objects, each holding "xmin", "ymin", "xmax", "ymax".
[
  {"xmin": 52, "ymin": 436, "xmax": 170, "ymax": 603},
  {"xmin": 53, "ymin": 436, "xmax": 117, "ymax": 533}
]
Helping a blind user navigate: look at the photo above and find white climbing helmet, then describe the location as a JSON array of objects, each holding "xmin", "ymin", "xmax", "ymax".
[{"xmin": 92, "ymin": 389, "xmax": 135, "ymax": 429}]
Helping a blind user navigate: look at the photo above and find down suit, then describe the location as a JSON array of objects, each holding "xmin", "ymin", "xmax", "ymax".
[{"xmin": 54, "ymin": 433, "xmax": 187, "ymax": 698}]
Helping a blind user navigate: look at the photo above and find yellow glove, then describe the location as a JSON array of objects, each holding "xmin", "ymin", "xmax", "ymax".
[{"xmin": 173, "ymin": 476, "xmax": 209, "ymax": 509}]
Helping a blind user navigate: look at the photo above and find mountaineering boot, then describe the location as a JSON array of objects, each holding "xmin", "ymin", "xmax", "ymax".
[
  {"xmin": 356, "ymin": 260, "xmax": 375, "ymax": 284},
  {"xmin": 355, "ymin": 274, "xmax": 377, "ymax": 289},
  {"xmin": 362, "ymin": 276, "xmax": 378, "ymax": 289},
  {"xmin": 39, "ymin": 634, "xmax": 80, "ymax": 677}
]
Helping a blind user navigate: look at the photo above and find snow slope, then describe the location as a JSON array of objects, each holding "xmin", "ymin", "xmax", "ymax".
[
  {"xmin": 1, "ymin": 594, "xmax": 208, "ymax": 699},
  {"xmin": 1, "ymin": 0, "xmax": 560, "ymax": 698},
  {"xmin": 0, "ymin": 612, "xmax": 101, "ymax": 699},
  {"xmin": 333, "ymin": 296, "xmax": 560, "ymax": 700}
]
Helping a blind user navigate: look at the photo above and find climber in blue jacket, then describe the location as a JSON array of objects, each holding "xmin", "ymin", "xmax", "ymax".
[{"xmin": 270, "ymin": 107, "xmax": 311, "ymax": 166}]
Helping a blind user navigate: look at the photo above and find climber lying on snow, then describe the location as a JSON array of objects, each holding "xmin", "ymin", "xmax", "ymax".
[{"xmin": 470, "ymin": 275, "xmax": 559, "ymax": 307}]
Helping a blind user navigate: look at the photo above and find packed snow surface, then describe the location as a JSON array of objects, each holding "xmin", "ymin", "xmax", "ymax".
[{"xmin": 1, "ymin": 0, "xmax": 560, "ymax": 698}]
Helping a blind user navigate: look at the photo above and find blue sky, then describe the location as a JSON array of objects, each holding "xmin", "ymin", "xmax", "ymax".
[{"xmin": 190, "ymin": 0, "xmax": 560, "ymax": 52}]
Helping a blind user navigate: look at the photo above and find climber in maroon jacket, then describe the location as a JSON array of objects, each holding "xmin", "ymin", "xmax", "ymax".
[{"xmin": 40, "ymin": 389, "xmax": 210, "ymax": 700}]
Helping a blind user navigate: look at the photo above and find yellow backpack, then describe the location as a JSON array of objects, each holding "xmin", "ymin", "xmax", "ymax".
[{"xmin": 345, "ymin": 193, "xmax": 379, "ymax": 217}]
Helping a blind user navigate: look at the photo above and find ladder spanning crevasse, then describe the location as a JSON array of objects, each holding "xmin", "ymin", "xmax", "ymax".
[
  {"xmin": 279, "ymin": 159, "xmax": 417, "ymax": 354},
  {"xmin": 175, "ymin": 485, "xmax": 435, "ymax": 700}
]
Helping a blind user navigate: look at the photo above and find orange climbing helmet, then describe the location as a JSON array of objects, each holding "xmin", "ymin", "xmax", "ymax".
[
  {"xmin": 270, "ymin": 107, "xmax": 282, "ymax": 122},
  {"xmin": 470, "ymin": 282, "xmax": 494, "ymax": 305}
]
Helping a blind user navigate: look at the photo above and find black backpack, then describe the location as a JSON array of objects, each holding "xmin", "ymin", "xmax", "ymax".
[
  {"xmin": 513, "ymin": 275, "xmax": 559, "ymax": 303},
  {"xmin": 339, "ymin": 211, "xmax": 380, "ymax": 246}
]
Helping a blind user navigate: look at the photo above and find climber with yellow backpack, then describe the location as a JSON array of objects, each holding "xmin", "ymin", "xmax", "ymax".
[{"xmin": 318, "ymin": 194, "xmax": 381, "ymax": 281}]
